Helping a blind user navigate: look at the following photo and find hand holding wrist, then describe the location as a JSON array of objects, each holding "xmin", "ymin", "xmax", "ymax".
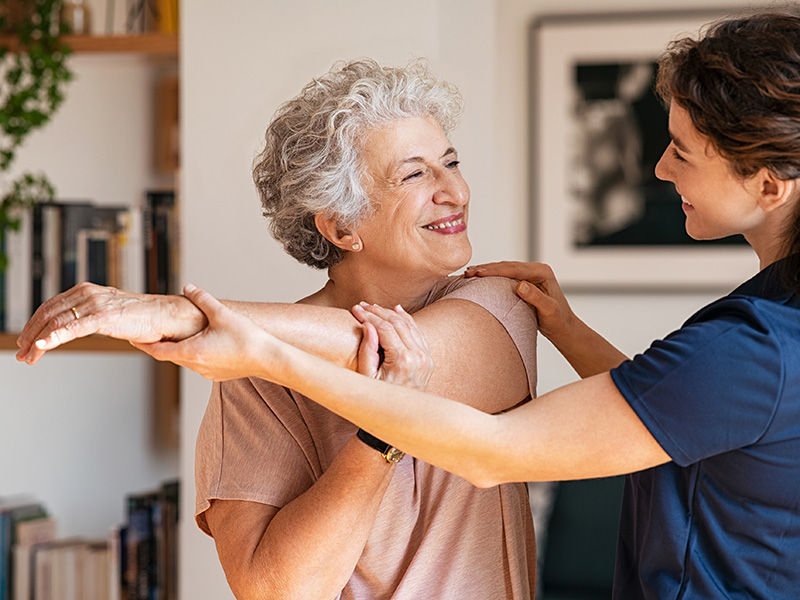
[{"xmin": 162, "ymin": 293, "xmax": 209, "ymax": 340}]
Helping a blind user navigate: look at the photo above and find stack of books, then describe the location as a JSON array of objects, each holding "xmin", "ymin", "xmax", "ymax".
[
  {"xmin": 0, "ymin": 190, "xmax": 178, "ymax": 332},
  {"xmin": 0, "ymin": 480, "xmax": 179, "ymax": 600},
  {"xmin": 117, "ymin": 480, "xmax": 180, "ymax": 600}
]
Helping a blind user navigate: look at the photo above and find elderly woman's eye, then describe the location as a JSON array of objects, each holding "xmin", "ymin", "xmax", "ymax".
[
  {"xmin": 447, "ymin": 160, "xmax": 460, "ymax": 168},
  {"xmin": 403, "ymin": 171, "xmax": 424, "ymax": 182}
]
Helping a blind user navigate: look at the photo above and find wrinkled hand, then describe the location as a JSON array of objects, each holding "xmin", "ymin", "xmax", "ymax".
[
  {"xmin": 465, "ymin": 261, "xmax": 577, "ymax": 343},
  {"xmin": 132, "ymin": 284, "xmax": 276, "ymax": 382},
  {"xmin": 352, "ymin": 302, "xmax": 433, "ymax": 390},
  {"xmin": 16, "ymin": 282, "xmax": 206, "ymax": 365}
]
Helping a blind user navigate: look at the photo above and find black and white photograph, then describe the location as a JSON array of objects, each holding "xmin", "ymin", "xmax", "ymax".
[{"xmin": 532, "ymin": 11, "xmax": 758, "ymax": 289}]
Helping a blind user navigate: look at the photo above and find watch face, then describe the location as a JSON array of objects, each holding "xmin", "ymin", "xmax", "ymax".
[{"xmin": 385, "ymin": 447, "xmax": 405, "ymax": 463}]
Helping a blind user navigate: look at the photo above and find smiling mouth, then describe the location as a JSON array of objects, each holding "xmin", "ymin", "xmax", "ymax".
[
  {"xmin": 681, "ymin": 196, "xmax": 693, "ymax": 208},
  {"xmin": 422, "ymin": 214, "xmax": 465, "ymax": 231}
]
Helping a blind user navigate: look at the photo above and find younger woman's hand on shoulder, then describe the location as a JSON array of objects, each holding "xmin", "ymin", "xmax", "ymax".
[
  {"xmin": 352, "ymin": 303, "xmax": 433, "ymax": 391},
  {"xmin": 132, "ymin": 284, "xmax": 275, "ymax": 382},
  {"xmin": 465, "ymin": 261, "xmax": 577, "ymax": 345}
]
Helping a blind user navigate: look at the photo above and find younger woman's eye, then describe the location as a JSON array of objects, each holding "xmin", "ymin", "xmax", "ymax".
[{"xmin": 671, "ymin": 146, "xmax": 686, "ymax": 163}]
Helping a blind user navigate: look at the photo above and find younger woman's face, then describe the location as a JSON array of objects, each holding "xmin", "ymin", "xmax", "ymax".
[{"xmin": 655, "ymin": 101, "xmax": 764, "ymax": 241}]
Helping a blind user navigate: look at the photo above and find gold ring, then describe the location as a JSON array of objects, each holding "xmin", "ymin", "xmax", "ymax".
[{"xmin": 70, "ymin": 307, "xmax": 80, "ymax": 320}]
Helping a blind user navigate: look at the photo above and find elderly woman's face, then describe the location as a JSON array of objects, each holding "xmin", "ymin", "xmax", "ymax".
[{"xmin": 356, "ymin": 116, "xmax": 471, "ymax": 280}]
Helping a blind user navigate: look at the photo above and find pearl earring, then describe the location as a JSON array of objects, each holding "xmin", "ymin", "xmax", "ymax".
[{"xmin": 352, "ymin": 242, "xmax": 361, "ymax": 250}]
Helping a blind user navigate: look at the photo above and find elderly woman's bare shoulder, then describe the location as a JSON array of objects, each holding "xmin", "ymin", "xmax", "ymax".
[{"xmin": 424, "ymin": 274, "xmax": 535, "ymax": 318}]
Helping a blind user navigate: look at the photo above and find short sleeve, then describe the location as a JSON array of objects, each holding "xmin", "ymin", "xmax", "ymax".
[
  {"xmin": 438, "ymin": 276, "xmax": 538, "ymax": 397},
  {"xmin": 610, "ymin": 298, "xmax": 783, "ymax": 466},
  {"xmin": 194, "ymin": 378, "xmax": 317, "ymax": 535}
]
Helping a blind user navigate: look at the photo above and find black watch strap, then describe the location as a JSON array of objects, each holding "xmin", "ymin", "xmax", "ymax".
[
  {"xmin": 357, "ymin": 428, "xmax": 392, "ymax": 453},
  {"xmin": 356, "ymin": 428, "xmax": 405, "ymax": 463}
]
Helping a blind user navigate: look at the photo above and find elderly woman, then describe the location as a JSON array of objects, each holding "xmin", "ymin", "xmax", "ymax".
[{"xmin": 17, "ymin": 60, "xmax": 539, "ymax": 599}]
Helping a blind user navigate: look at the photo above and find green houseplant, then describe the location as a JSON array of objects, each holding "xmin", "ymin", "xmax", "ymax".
[{"xmin": 0, "ymin": 0, "xmax": 73, "ymax": 270}]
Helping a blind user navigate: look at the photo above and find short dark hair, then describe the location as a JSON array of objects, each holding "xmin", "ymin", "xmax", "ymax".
[{"xmin": 656, "ymin": 10, "xmax": 800, "ymax": 290}]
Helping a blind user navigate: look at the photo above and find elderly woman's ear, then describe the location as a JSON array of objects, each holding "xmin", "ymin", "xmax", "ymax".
[{"xmin": 314, "ymin": 213, "xmax": 363, "ymax": 252}]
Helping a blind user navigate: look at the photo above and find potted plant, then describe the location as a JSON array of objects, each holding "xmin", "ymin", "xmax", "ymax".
[{"xmin": 0, "ymin": 0, "xmax": 73, "ymax": 270}]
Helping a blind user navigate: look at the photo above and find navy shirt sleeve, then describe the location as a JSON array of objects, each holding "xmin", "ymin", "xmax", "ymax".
[{"xmin": 610, "ymin": 297, "xmax": 784, "ymax": 466}]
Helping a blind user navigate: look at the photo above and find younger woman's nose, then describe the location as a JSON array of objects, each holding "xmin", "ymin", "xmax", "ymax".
[{"xmin": 654, "ymin": 151, "xmax": 672, "ymax": 182}]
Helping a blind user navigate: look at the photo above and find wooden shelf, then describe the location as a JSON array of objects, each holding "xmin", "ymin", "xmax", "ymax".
[
  {"xmin": 0, "ymin": 333, "xmax": 139, "ymax": 353},
  {"xmin": 0, "ymin": 33, "xmax": 178, "ymax": 56}
]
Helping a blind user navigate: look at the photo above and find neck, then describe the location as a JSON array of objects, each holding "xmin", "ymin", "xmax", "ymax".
[
  {"xmin": 748, "ymin": 234, "xmax": 786, "ymax": 271},
  {"xmin": 306, "ymin": 256, "xmax": 442, "ymax": 311},
  {"xmin": 746, "ymin": 206, "xmax": 795, "ymax": 270}
]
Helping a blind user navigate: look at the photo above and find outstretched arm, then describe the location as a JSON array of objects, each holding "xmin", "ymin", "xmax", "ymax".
[
  {"xmin": 19, "ymin": 280, "xmax": 532, "ymax": 414},
  {"xmin": 466, "ymin": 261, "xmax": 627, "ymax": 377},
  {"xmin": 143, "ymin": 286, "xmax": 669, "ymax": 485},
  {"xmin": 14, "ymin": 283, "xmax": 362, "ymax": 369}
]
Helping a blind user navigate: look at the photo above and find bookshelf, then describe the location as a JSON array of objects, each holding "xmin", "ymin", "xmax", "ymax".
[
  {"xmin": 0, "ymin": 32, "xmax": 180, "ymax": 351},
  {"xmin": 1, "ymin": 23, "xmax": 182, "ymax": 600},
  {"xmin": 0, "ymin": 32, "xmax": 178, "ymax": 56}
]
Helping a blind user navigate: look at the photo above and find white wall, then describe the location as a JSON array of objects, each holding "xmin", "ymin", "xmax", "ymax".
[
  {"xmin": 186, "ymin": 0, "xmax": 773, "ymax": 597},
  {"xmin": 1, "ymin": 56, "xmax": 178, "ymax": 536}
]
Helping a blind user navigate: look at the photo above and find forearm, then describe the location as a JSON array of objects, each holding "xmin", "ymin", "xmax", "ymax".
[
  {"xmin": 262, "ymin": 342, "xmax": 667, "ymax": 489},
  {"xmin": 223, "ymin": 301, "xmax": 362, "ymax": 370},
  {"xmin": 232, "ymin": 437, "xmax": 395, "ymax": 600},
  {"xmin": 264, "ymin": 341, "xmax": 498, "ymax": 487},
  {"xmin": 547, "ymin": 317, "xmax": 628, "ymax": 378}
]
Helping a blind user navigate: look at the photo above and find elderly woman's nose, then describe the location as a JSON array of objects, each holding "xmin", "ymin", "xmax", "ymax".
[{"xmin": 433, "ymin": 171, "xmax": 468, "ymax": 205}]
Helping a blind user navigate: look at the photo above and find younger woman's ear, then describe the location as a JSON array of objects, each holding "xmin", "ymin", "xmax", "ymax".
[
  {"xmin": 753, "ymin": 168, "xmax": 798, "ymax": 213},
  {"xmin": 314, "ymin": 213, "xmax": 363, "ymax": 252}
]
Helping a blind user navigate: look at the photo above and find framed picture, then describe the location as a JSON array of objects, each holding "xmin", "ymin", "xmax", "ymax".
[{"xmin": 530, "ymin": 9, "xmax": 759, "ymax": 290}]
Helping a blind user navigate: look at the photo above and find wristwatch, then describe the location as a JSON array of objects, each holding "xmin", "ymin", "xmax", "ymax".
[{"xmin": 356, "ymin": 428, "xmax": 405, "ymax": 463}]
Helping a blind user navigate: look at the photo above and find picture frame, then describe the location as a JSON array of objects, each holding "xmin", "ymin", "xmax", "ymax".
[{"xmin": 529, "ymin": 9, "xmax": 759, "ymax": 290}]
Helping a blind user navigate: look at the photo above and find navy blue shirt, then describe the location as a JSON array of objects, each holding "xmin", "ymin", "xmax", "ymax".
[{"xmin": 610, "ymin": 259, "xmax": 800, "ymax": 599}]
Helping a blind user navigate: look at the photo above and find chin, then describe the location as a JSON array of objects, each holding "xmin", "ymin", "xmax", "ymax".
[
  {"xmin": 451, "ymin": 244, "xmax": 472, "ymax": 273},
  {"xmin": 685, "ymin": 227, "xmax": 725, "ymax": 242}
]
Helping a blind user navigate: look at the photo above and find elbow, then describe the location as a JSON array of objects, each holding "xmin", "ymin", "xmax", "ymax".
[
  {"xmin": 231, "ymin": 582, "xmax": 294, "ymax": 600},
  {"xmin": 226, "ymin": 568, "xmax": 288, "ymax": 600},
  {"xmin": 467, "ymin": 473, "xmax": 503, "ymax": 489},
  {"xmin": 468, "ymin": 476, "xmax": 499, "ymax": 489},
  {"xmin": 229, "ymin": 568, "xmax": 338, "ymax": 600},
  {"xmin": 460, "ymin": 418, "xmax": 511, "ymax": 489},
  {"xmin": 461, "ymin": 460, "xmax": 504, "ymax": 489}
]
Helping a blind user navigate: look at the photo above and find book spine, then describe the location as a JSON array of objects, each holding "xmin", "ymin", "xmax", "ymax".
[
  {"xmin": 30, "ymin": 205, "xmax": 43, "ymax": 315},
  {"xmin": 126, "ymin": 495, "xmax": 156, "ymax": 600},
  {"xmin": 41, "ymin": 205, "xmax": 61, "ymax": 300},
  {"xmin": 59, "ymin": 204, "xmax": 89, "ymax": 291},
  {"xmin": 119, "ymin": 206, "xmax": 144, "ymax": 294},
  {"xmin": 144, "ymin": 192, "xmax": 175, "ymax": 295},
  {"xmin": 5, "ymin": 208, "xmax": 32, "ymax": 331}
]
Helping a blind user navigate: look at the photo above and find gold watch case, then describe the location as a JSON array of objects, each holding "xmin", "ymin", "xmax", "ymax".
[{"xmin": 383, "ymin": 447, "xmax": 405, "ymax": 463}]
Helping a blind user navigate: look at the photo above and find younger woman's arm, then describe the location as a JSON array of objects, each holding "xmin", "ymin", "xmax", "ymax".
[{"xmin": 141, "ymin": 285, "xmax": 670, "ymax": 485}]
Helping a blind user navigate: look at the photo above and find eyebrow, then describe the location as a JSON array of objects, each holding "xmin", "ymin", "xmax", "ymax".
[
  {"xmin": 668, "ymin": 130, "xmax": 689, "ymax": 153},
  {"xmin": 399, "ymin": 147, "xmax": 458, "ymax": 165}
]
